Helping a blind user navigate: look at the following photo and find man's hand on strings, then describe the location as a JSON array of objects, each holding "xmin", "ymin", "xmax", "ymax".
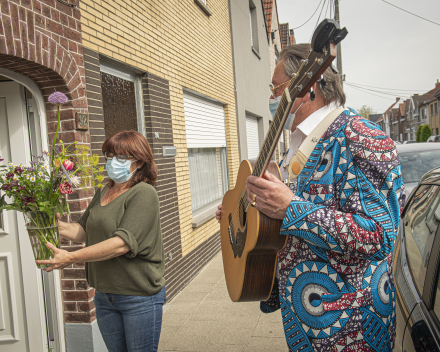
[{"xmin": 246, "ymin": 171, "xmax": 294, "ymax": 220}]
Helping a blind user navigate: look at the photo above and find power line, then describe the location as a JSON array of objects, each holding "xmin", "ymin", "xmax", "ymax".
[
  {"xmin": 345, "ymin": 83, "xmax": 410, "ymax": 98},
  {"xmin": 346, "ymin": 83, "xmax": 410, "ymax": 99},
  {"xmin": 345, "ymin": 81, "xmax": 428, "ymax": 93},
  {"xmin": 310, "ymin": 0, "xmax": 328, "ymax": 41},
  {"xmin": 345, "ymin": 83, "xmax": 408, "ymax": 101},
  {"xmin": 382, "ymin": 0, "xmax": 440, "ymax": 27},
  {"xmin": 292, "ymin": 0, "xmax": 324, "ymax": 30}
]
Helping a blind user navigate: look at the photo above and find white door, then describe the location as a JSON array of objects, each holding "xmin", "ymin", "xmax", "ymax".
[
  {"xmin": 246, "ymin": 116, "xmax": 259, "ymax": 159},
  {"xmin": 0, "ymin": 81, "xmax": 49, "ymax": 351}
]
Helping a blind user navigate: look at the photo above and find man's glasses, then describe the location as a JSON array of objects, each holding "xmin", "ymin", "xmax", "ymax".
[
  {"xmin": 104, "ymin": 152, "xmax": 134, "ymax": 162},
  {"xmin": 269, "ymin": 79, "xmax": 291, "ymax": 95}
]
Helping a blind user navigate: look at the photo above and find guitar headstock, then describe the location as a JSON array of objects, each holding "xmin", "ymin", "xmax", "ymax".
[{"xmin": 283, "ymin": 19, "xmax": 348, "ymax": 100}]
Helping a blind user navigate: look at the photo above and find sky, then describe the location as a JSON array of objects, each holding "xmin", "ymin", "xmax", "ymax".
[{"xmin": 277, "ymin": 0, "xmax": 440, "ymax": 113}]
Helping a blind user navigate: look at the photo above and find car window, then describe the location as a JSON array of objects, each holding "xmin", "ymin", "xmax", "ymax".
[
  {"xmin": 404, "ymin": 185, "xmax": 440, "ymax": 295},
  {"xmin": 399, "ymin": 150, "xmax": 440, "ymax": 183}
]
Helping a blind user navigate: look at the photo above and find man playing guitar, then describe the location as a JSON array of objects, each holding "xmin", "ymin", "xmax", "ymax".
[{"xmin": 216, "ymin": 43, "xmax": 405, "ymax": 352}]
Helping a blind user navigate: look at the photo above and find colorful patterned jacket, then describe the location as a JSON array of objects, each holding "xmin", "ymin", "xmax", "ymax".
[{"xmin": 261, "ymin": 108, "xmax": 405, "ymax": 352}]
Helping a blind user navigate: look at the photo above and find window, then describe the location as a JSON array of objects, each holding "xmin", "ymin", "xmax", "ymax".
[
  {"xmin": 246, "ymin": 115, "xmax": 260, "ymax": 159},
  {"xmin": 404, "ymin": 185, "xmax": 440, "ymax": 295},
  {"xmin": 435, "ymin": 103, "xmax": 438, "ymax": 114},
  {"xmin": 280, "ymin": 130, "xmax": 285, "ymax": 154},
  {"xmin": 100, "ymin": 62, "xmax": 144, "ymax": 140},
  {"xmin": 249, "ymin": 0, "xmax": 259, "ymax": 55},
  {"xmin": 431, "ymin": 104, "xmax": 434, "ymax": 115},
  {"xmin": 183, "ymin": 92, "xmax": 229, "ymax": 213}
]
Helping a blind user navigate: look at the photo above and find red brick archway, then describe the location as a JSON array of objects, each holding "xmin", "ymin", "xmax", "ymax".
[
  {"xmin": 0, "ymin": 0, "xmax": 95, "ymax": 325},
  {"xmin": 0, "ymin": 0, "xmax": 88, "ymax": 145}
]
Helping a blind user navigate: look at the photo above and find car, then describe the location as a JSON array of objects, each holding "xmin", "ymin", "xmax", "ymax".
[
  {"xmin": 394, "ymin": 166, "xmax": 440, "ymax": 352},
  {"xmin": 397, "ymin": 143, "xmax": 440, "ymax": 196},
  {"xmin": 403, "ymin": 140, "xmax": 417, "ymax": 144},
  {"xmin": 427, "ymin": 135, "xmax": 440, "ymax": 143}
]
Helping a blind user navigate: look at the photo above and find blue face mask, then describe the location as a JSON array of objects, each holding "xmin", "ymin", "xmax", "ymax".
[
  {"xmin": 269, "ymin": 96, "xmax": 295, "ymax": 131},
  {"xmin": 106, "ymin": 158, "xmax": 138, "ymax": 184}
]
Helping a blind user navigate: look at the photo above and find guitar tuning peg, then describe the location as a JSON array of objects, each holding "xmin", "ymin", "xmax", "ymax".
[
  {"xmin": 310, "ymin": 90, "xmax": 316, "ymax": 101},
  {"xmin": 320, "ymin": 76, "xmax": 327, "ymax": 90}
]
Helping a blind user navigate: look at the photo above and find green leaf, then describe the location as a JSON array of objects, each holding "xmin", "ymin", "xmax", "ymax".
[{"xmin": 57, "ymin": 201, "xmax": 64, "ymax": 217}]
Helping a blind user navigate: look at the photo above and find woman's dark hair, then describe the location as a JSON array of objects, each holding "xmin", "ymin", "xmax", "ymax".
[{"xmin": 102, "ymin": 131, "xmax": 158, "ymax": 187}]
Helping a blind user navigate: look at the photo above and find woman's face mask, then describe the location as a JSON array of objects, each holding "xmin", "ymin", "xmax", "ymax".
[
  {"xmin": 269, "ymin": 95, "xmax": 295, "ymax": 131},
  {"xmin": 106, "ymin": 157, "xmax": 138, "ymax": 184}
]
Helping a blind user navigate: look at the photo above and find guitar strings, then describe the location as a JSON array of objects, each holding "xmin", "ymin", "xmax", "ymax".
[
  {"xmin": 230, "ymin": 54, "xmax": 322, "ymax": 230},
  {"xmin": 231, "ymin": 56, "xmax": 321, "ymax": 228}
]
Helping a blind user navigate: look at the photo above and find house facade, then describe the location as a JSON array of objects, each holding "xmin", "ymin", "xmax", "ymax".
[
  {"xmin": 0, "ymin": 0, "xmax": 239, "ymax": 351},
  {"xmin": 229, "ymin": 0, "xmax": 272, "ymax": 162}
]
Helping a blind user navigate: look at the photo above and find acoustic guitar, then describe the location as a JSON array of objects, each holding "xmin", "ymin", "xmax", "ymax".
[{"xmin": 221, "ymin": 19, "xmax": 348, "ymax": 302}]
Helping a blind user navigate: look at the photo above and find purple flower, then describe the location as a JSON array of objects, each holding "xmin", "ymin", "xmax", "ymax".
[
  {"xmin": 5, "ymin": 172, "xmax": 13, "ymax": 180},
  {"xmin": 14, "ymin": 167, "xmax": 23, "ymax": 174},
  {"xmin": 29, "ymin": 197, "xmax": 35, "ymax": 203},
  {"xmin": 10, "ymin": 180, "xmax": 18, "ymax": 187},
  {"xmin": 1, "ymin": 184, "xmax": 10, "ymax": 191},
  {"xmin": 48, "ymin": 92, "xmax": 68, "ymax": 105},
  {"xmin": 0, "ymin": 156, "xmax": 3, "ymax": 162},
  {"xmin": 21, "ymin": 196, "xmax": 27, "ymax": 202}
]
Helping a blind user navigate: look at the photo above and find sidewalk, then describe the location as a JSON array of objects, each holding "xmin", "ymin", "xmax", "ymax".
[{"xmin": 159, "ymin": 252, "xmax": 288, "ymax": 351}]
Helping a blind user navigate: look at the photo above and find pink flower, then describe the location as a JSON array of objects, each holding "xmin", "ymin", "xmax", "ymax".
[
  {"xmin": 59, "ymin": 181, "xmax": 73, "ymax": 195},
  {"xmin": 63, "ymin": 159, "xmax": 74, "ymax": 171},
  {"xmin": 48, "ymin": 91, "xmax": 68, "ymax": 105}
]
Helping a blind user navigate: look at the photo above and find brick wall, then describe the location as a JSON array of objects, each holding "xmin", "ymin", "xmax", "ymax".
[
  {"xmin": 80, "ymin": 0, "xmax": 239, "ymax": 300},
  {"xmin": 0, "ymin": 0, "xmax": 96, "ymax": 324}
]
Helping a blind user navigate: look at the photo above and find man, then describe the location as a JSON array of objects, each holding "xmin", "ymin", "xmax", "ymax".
[{"xmin": 216, "ymin": 44, "xmax": 405, "ymax": 352}]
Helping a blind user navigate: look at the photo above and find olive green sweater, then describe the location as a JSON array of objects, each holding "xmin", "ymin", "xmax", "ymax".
[{"xmin": 77, "ymin": 182, "xmax": 165, "ymax": 296}]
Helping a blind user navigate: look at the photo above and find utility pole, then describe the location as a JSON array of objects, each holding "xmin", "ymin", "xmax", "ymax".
[{"xmin": 334, "ymin": 0, "xmax": 343, "ymax": 86}]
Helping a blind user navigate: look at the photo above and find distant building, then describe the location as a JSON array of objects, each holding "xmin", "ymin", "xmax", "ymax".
[
  {"xmin": 369, "ymin": 114, "xmax": 382, "ymax": 123},
  {"xmin": 279, "ymin": 23, "xmax": 295, "ymax": 49}
]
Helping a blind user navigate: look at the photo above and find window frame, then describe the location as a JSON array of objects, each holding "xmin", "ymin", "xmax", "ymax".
[{"xmin": 99, "ymin": 61, "xmax": 146, "ymax": 137}]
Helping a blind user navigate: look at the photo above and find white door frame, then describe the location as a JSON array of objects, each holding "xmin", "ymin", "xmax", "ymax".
[{"xmin": 0, "ymin": 67, "xmax": 66, "ymax": 352}]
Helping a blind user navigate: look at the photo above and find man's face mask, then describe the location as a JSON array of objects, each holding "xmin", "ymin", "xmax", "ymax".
[{"xmin": 269, "ymin": 95, "xmax": 295, "ymax": 131}]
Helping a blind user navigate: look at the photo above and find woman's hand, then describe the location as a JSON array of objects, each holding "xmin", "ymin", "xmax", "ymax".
[
  {"xmin": 215, "ymin": 204, "xmax": 222, "ymax": 223},
  {"xmin": 246, "ymin": 171, "xmax": 294, "ymax": 220},
  {"xmin": 36, "ymin": 242, "xmax": 73, "ymax": 272}
]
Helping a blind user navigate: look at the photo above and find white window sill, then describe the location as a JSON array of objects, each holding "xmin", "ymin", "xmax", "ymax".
[
  {"xmin": 194, "ymin": 0, "xmax": 212, "ymax": 16},
  {"xmin": 252, "ymin": 46, "xmax": 261, "ymax": 59},
  {"xmin": 192, "ymin": 201, "xmax": 221, "ymax": 228}
]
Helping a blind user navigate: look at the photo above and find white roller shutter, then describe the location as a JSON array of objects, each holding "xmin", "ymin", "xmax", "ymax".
[
  {"xmin": 246, "ymin": 116, "xmax": 259, "ymax": 159},
  {"xmin": 183, "ymin": 93, "xmax": 226, "ymax": 148}
]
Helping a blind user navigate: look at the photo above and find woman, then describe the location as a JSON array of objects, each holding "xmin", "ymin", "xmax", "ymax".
[{"xmin": 37, "ymin": 131, "xmax": 166, "ymax": 352}]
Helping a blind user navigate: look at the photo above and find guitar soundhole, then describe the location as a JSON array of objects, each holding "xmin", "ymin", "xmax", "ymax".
[{"xmin": 228, "ymin": 202, "xmax": 247, "ymax": 259}]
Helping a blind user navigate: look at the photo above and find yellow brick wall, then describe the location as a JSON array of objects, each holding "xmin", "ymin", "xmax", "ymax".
[{"xmin": 80, "ymin": 0, "xmax": 239, "ymax": 255}]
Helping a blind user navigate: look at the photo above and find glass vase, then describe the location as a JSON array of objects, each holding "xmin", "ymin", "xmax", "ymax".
[{"xmin": 23, "ymin": 209, "xmax": 60, "ymax": 269}]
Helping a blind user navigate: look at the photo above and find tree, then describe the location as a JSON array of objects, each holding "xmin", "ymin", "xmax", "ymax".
[
  {"xmin": 358, "ymin": 105, "xmax": 375, "ymax": 120},
  {"xmin": 421, "ymin": 124, "xmax": 432, "ymax": 142},
  {"xmin": 416, "ymin": 125, "xmax": 423, "ymax": 142}
]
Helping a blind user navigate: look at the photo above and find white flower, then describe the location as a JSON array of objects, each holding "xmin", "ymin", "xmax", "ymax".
[
  {"xmin": 38, "ymin": 171, "xmax": 44, "ymax": 177},
  {"xmin": 30, "ymin": 176, "xmax": 36, "ymax": 182},
  {"xmin": 13, "ymin": 174, "xmax": 18, "ymax": 180},
  {"xmin": 70, "ymin": 175, "xmax": 80, "ymax": 187},
  {"xmin": 26, "ymin": 175, "xmax": 30, "ymax": 180}
]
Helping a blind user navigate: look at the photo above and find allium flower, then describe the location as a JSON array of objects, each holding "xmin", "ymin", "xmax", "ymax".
[
  {"xmin": 48, "ymin": 91, "xmax": 68, "ymax": 105},
  {"xmin": 59, "ymin": 181, "xmax": 73, "ymax": 195},
  {"xmin": 63, "ymin": 159, "xmax": 74, "ymax": 171}
]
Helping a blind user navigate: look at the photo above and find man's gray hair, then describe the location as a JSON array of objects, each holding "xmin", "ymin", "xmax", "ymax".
[{"xmin": 277, "ymin": 43, "xmax": 346, "ymax": 107}]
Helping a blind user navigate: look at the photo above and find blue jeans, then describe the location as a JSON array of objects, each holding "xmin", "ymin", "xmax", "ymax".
[{"xmin": 94, "ymin": 287, "xmax": 166, "ymax": 352}]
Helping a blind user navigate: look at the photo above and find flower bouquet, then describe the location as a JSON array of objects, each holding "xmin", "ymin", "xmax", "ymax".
[{"xmin": 0, "ymin": 92, "xmax": 104, "ymax": 269}]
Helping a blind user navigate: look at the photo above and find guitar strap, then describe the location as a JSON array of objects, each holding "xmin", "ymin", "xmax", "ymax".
[{"xmin": 287, "ymin": 107, "xmax": 345, "ymax": 183}]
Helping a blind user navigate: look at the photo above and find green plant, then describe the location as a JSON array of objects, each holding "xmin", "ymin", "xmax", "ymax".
[
  {"xmin": 421, "ymin": 124, "xmax": 432, "ymax": 142},
  {"xmin": 416, "ymin": 125, "xmax": 423, "ymax": 142}
]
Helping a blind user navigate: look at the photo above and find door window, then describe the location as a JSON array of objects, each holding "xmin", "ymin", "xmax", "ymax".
[
  {"xmin": 404, "ymin": 185, "xmax": 440, "ymax": 295},
  {"xmin": 100, "ymin": 63, "xmax": 144, "ymax": 139}
]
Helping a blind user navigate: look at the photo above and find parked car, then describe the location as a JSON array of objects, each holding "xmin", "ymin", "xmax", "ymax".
[
  {"xmin": 394, "ymin": 166, "xmax": 440, "ymax": 352},
  {"xmin": 403, "ymin": 140, "xmax": 417, "ymax": 144},
  {"xmin": 397, "ymin": 143, "xmax": 440, "ymax": 196},
  {"xmin": 427, "ymin": 135, "xmax": 440, "ymax": 143}
]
